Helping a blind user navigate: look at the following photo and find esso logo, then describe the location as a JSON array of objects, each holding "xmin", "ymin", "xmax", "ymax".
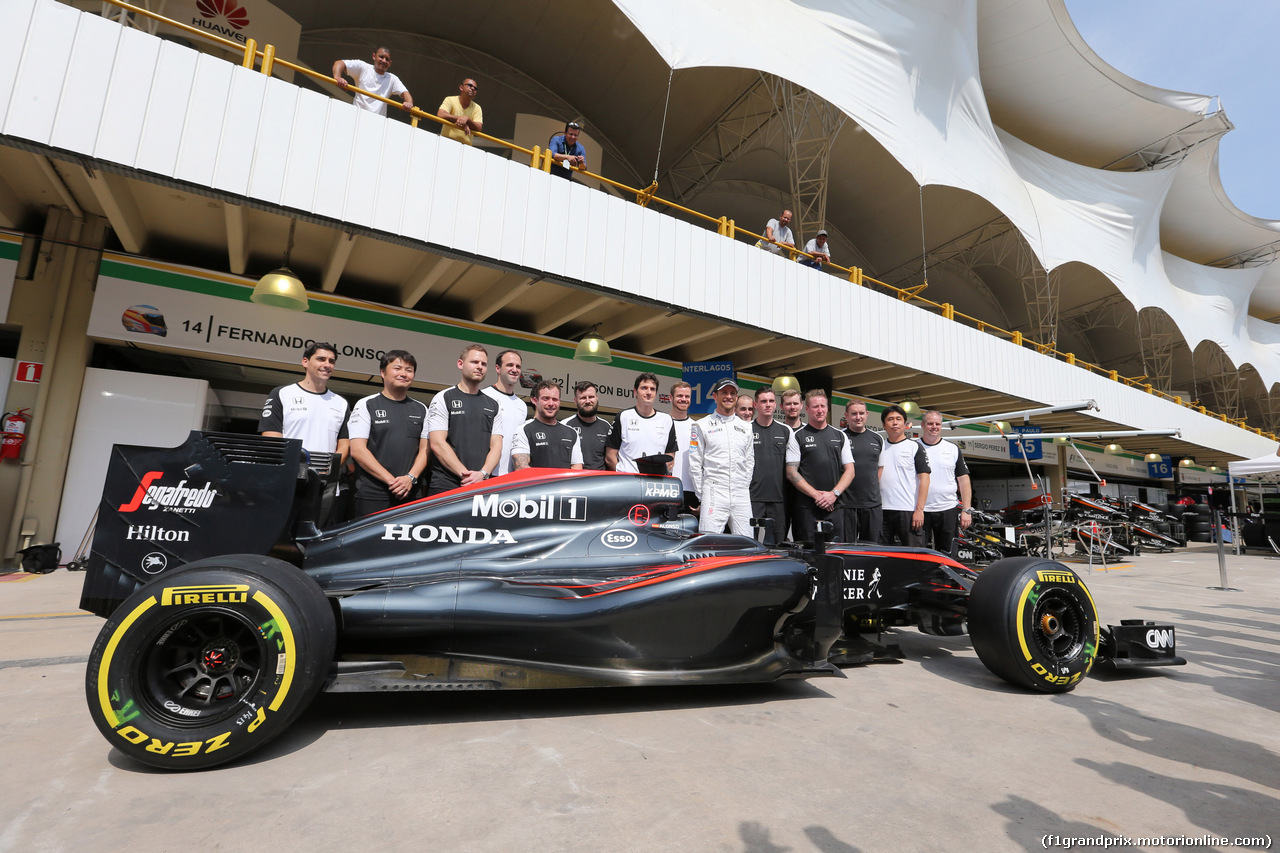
[{"xmin": 601, "ymin": 529, "xmax": 638, "ymax": 549}]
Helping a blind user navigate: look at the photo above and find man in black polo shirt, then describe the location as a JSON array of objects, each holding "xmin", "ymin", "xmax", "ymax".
[
  {"xmin": 347, "ymin": 349, "xmax": 429, "ymax": 517},
  {"xmin": 840, "ymin": 400, "xmax": 885, "ymax": 543},
  {"xmin": 785, "ymin": 389, "xmax": 855, "ymax": 543},
  {"xmin": 751, "ymin": 387, "xmax": 792, "ymax": 545},
  {"xmin": 563, "ymin": 380, "xmax": 611, "ymax": 470},
  {"xmin": 513, "ymin": 382, "xmax": 583, "ymax": 469},
  {"xmin": 426, "ymin": 343, "xmax": 502, "ymax": 495}
]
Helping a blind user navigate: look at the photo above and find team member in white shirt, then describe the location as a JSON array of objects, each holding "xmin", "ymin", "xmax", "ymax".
[
  {"xmin": 878, "ymin": 404, "xmax": 931, "ymax": 547},
  {"xmin": 605, "ymin": 372, "xmax": 677, "ymax": 473},
  {"xmin": 918, "ymin": 409, "xmax": 972, "ymax": 553},
  {"xmin": 258, "ymin": 341, "xmax": 349, "ymax": 462},
  {"xmin": 483, "ymin": 349, "xmax": 528, "ymax": 477},
  {"xmin": 668, "ymin": 381, "xmax": 698, "ymax": 510}
]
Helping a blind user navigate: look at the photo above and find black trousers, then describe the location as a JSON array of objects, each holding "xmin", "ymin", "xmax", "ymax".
[
  {"xmin": 793, "ymin": 497, "xmax": 844, "ymax": 544},
  {"xmin": 843, "ymin": 505, "xmax": 883, "ymax": 543},
  {"xmin": 751, "ymin": 500, "xmax": 787, "ymax": 545},
  {"xmin": 882, "ymin": 509, "xmax": 926, "ymax": 547},
  {"xmin": 922, "ymin": 507, "xmax": 961, "ymax": 554}
]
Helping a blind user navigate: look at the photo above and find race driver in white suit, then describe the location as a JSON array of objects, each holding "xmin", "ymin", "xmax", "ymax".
[{"xmin": 689, "ymin": 376, "xmax": 756, "ymax": 535}]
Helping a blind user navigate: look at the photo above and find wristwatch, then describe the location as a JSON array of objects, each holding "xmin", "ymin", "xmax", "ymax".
[
  {"xmin": 408, "ymin": 474, "xmax": 418, "ymax": 485},
  {"xmin": 832, "ymin": 488, "xmax": 841, "ymax": 497},
  {"xmin": 961, "ymin": 507, "xmax": 971, "ymax": 514},
  {"xmin": 481, "ymin": 470, "xmax": 492, "ymax": 480}
]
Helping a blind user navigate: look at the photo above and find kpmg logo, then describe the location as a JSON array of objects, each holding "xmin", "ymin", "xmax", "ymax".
[
  {"xmin": 195, "ymin": 0, "xmax": 249, "ymax": 32},
  {"xmin": 643, "ymin": 481, "xmax": 681, "ymax": 499}
]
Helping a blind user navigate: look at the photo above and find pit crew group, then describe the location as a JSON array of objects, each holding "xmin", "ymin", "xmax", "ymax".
[{"xmin": 259, "ymin": 341, "xmax": 973, "ymax": 551}]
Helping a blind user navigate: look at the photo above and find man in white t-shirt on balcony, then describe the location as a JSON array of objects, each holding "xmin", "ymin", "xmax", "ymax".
[{"xmin": 333, "ymin": 47, "xmax": 414, "ymax": 117}]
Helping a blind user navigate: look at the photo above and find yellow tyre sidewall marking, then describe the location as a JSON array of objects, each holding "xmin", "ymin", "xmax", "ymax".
[
  {"xmin": 97, "ymin": 596, "xmax": 157, "ymax": 728},
  {"xmin": 1014, "ymin": 572, "xmax": 1100, "ymax": 675},
  {"xmin": 253, "ymin": 590, "xmax": 296, "ymax": 712},
  {"xmin": 1014, "ymin": 578, "xmax": 1037, "ymax": 663}
]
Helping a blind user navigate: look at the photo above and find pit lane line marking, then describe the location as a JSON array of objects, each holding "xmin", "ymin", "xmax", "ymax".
[
  {"xmin": 0, "ymin": 612, "xmax": 95, "ymax": 621},
  {"xmin": 0, "ymin": 655, "xmax": 89, "ymax": 670}
]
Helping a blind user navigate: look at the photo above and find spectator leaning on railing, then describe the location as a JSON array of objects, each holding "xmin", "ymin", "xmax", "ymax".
[
  {"xmin": 801, "ymin": 229, "xmax": 832, "ymax": 268},
  {"xmin": 332, "ymin": 47, "xmax": 413, "ymax": 116},
  {"xmin": 548, "ymin": 121, "xmax": 587, "ymax": 179},
  {"xmin": 757, "ymin": 209, "xmax": 795, "ymax": 255},
  {"xmin": 438, "ymin": 78, "xmax": 484, "ymax": 145}
]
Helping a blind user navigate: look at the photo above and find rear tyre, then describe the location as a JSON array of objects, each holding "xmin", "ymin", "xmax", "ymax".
[
  {"xmin": 85, "ymin": 555, "xmax": 335, "ymax": 770},
  {"xmin": 968, "ymin": 557, "xmax": 1099, "ymax": 693}
]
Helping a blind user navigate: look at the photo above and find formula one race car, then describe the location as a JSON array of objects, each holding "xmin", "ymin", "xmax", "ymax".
[{"xmin": 80, "ymin": 432, "xmax": 1184, "ymax": 770}]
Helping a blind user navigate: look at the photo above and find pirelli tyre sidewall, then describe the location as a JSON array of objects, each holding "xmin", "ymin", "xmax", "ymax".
[
  {"xmin": 968, "ymin": 557, "xmax": 1099, "ymax": 694},
  {"xmin": 85, "ymin": 555, "xmax": 335, "ymax": 770}
]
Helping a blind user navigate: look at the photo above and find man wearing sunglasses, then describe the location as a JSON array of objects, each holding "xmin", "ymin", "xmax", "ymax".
[{"xmin": 438, "ymin": 78, "xmax": 484, "ymax": 145}]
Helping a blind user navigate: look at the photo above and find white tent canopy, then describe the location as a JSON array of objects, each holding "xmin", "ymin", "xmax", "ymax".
[
  {"xmin": 1228, "ymin": 454, "xmax": 1280, "ymax": 479},
  {"xmin": 612, "ymin": 0, "xmax": 1280, "ymax": 388}
]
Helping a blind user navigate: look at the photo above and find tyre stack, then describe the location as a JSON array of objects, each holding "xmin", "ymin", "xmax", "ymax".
[{"xmin": 1181, "ymin": 503, "xmax": 1214, "ymax": 543}]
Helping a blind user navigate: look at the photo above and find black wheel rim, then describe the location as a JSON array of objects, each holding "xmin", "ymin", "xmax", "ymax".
[
  {"xmin": 139, "ymin": 608, "xmax": 268, "ymax": 727},
  {"xmin": 1030, "ymin": 589, "xmax": 1087, "ymax": 662}
]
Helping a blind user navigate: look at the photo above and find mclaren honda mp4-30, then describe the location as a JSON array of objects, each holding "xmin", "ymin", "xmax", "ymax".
[{"xmin": 80, "ymin": 432, "xmax": 1183, "ymax": 769}]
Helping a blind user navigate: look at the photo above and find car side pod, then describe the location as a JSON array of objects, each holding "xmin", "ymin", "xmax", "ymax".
[{"xmin": 1097, "ymin": 620, "xmax": 1187, "ymax": 669}]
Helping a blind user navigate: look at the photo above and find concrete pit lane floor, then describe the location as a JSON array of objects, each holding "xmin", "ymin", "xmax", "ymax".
[{"xmin": 1, "ymin": 546, "xmax": 1276, "ymax": 853}]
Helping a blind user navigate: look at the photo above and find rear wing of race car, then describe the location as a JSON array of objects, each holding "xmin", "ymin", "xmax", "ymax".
[{"xmin": 79, "ymin": 431, "xmax": 306, "ymax": 618}]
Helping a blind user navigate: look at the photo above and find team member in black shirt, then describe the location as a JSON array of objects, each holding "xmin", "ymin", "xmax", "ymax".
[
  {"xmin": 563, "ymin": 381, "xmax": 612, "ymax": 470},
  {"xmin": 513, "ymin": 382, "xmax": 583, "ymax": 469},
  {"xmin": 751, "ymin": 387, "xmax": 792, "ymax": 545},
  {"xmin": 785, "ymin": 389, "xmax": 855, "ymax": 543},
  {"xmin": 347, "ymin": 349, "xmax": 429, "ymax": 517},
  {"xmin": 426, "ymin": 343, "xmax": 503, "ymax": 495},
  {"xmin": 840, "ymin": 400, "xmax": 885, "ymax": 543}
]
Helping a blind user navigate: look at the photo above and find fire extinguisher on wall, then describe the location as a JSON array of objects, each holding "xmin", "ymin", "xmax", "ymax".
[{"xmin": 1, "ymin": 408, "xmax": 31, "ymax": 460}]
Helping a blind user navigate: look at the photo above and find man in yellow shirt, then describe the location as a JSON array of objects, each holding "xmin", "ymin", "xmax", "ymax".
[{"xmin": 437, "ymin": 78, "xmax": 484, "ymax": 144}]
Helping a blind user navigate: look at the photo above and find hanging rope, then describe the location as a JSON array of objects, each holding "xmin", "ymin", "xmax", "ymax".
[
  {"xmin": 652, "ymin": 68, "xmax": 675, "ymax": 185},
  {"xmin": 918, "ymin": 184, "xmax": 928, "ymax": 285}
]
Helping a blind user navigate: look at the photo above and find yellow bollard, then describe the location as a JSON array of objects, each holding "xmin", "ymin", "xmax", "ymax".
[
  {"xmin": 1012, "ymin": 331, "xmax": 1023, "ymax": 346},
  {"xmin": 1065, "ymin": 352, "xmax": 1075, "ymax": 365},
  {"xmin": 727, "ymin": 219, "xmax": 735, "ymax": 239},
  {"xmin": 530, "ymin": 146, "xmax": 542, "ymax": 168},
  {"xmin": 942, "ymin": 302, "xmax": 954, "ymax": 320},
  {"xmin": 541, "ymin": 149, "xmax": 554, "ymax": 173},
  {"xmin": 1108, "ymin": 370, "xmax": 1118, "ymax": 382},
  {"xmin": 261, "ymin": 44, "xmax": 275, "ymax": 77},
  {"xmin": 718, "ymin": 216, "xmax": 728, "ymax": 237},
  {"xmin": 242, "ymin": 38, "xmax": 257, "ymax": 69}
]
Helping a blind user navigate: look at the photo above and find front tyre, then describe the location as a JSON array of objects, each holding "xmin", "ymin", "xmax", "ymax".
[
  {"xmin": 85, "ymin": 555, "xmax": 335, "ymax": 770},
  {"xmin": 968, "ymin": 557, "xmax": 1099, "ymax": 693}
]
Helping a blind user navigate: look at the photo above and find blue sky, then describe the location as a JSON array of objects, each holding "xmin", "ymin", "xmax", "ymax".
[{"xmin": 1064, "ymin": 0, "xmax": 1280, "ymax": 220}]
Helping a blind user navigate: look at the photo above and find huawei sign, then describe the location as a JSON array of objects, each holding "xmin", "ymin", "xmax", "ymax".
[{"xmin": 192, "ymin": 0, "xmax": 250, "ymax": 41}]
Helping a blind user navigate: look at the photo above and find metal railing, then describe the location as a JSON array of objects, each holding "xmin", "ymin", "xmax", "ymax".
[{"xmin": 94, "ymin": 0, "xmax": 1275, "ymax": 441}]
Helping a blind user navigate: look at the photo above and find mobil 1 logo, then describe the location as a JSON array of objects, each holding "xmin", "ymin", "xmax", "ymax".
[{"xmin": 472, "ymin": 493, "xmax": 589, "ymax": 522}]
